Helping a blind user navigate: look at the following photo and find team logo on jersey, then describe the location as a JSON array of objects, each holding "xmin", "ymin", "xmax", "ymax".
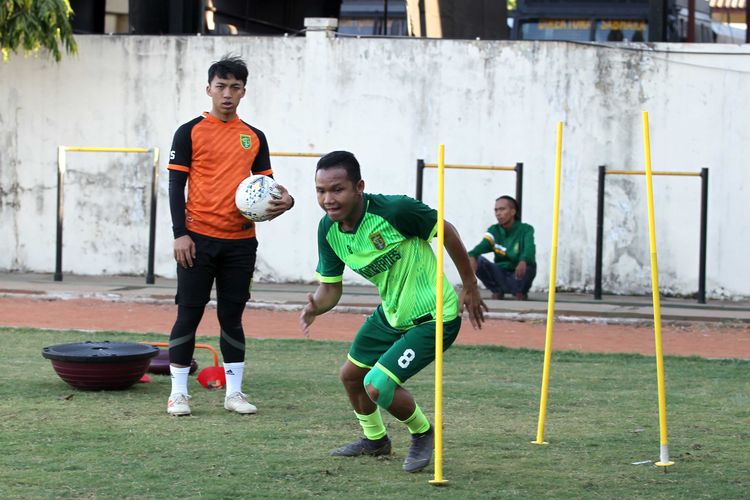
[
  {"xmin": 369, "ymin": 232, "xmax": 386, "ymax": 250},
  {"xmin": 240, "ymin": 134, "xmax": 252, "ymax": 149}
]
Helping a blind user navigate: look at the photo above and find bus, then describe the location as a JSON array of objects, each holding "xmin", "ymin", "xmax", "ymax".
[{"xmin": 511, "ymin": 0, "xmax": 714, "ymax": 43}]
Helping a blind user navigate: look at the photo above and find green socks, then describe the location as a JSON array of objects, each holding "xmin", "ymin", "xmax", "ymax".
[
  {"xmin": 398, "ymin": 404, "xmax": 430, "ymax": 435},
  {"xmin": 355, "ymin": 409, "xmax": 387, "ymax": 440},
  {"xmin": 356, "ymin": 405, "xmax": 430, "ymax": 439}
]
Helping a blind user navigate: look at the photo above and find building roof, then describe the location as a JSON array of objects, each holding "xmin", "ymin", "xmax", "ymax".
[{"xmin": 710, "ymin": 0, "xmax": 746, "ymax": 9}]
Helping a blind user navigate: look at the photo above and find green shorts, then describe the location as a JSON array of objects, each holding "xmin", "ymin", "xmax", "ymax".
[{"xmin": 348, "ymin": 306, "xmax": 462, "ymax": 384}]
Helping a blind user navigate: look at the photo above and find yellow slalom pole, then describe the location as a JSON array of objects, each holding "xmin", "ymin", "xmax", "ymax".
[
  {"xmin": 429, "ymin": 144, "xmax": 449, "ymax": 486},
  {"xmin": 642, "ymin": 112, "xmax": 674, "ymax": 469},
  {"xmin": 533, "ymin": 122, "xmax": 564, "ymax": 445}
]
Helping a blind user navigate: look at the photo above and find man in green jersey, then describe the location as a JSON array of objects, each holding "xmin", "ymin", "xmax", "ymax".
[
  {"xmin": 468, "ymin": 195, "xmax": 536, "ymax": 301},
  {"xmin": 299, "ymin": 151, "xmax": 487, "ymax": 473}
]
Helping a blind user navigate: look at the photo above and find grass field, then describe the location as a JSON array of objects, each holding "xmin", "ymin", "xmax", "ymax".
[{"xmin": 1, "ymin": 327, "xmax": 748, "ymax": 498}]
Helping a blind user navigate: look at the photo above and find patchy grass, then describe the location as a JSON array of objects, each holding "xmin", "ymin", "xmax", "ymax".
[{"xmin": 0, "ymin": 328, "xmax": 748, "ymax": 498}]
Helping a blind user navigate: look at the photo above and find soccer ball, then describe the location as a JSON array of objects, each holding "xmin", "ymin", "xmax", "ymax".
[{"xmin": 235, "ymin": 175, "xmax": 282, "ymax": 222}]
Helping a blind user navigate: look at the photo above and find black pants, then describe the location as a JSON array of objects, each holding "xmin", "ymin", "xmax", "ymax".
[
  {"xmin": 475, "ymin": 255, "xmax": 536, "ymax": 295},
  {"xmin": 175, "ymin": 232, "xmax": 258, "ymax": 307},
  {"xmin": 169, "ymin": 232, "xmax": 257, "ymax": 365}
]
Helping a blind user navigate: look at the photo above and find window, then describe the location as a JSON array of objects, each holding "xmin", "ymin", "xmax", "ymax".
[
  {"xmin": 594, "ymin": 20, "xmax": 648, "ymax": 42},
  {"xmin": 520, "ymin": 19, "xmax": 593, "ymax": 40}
]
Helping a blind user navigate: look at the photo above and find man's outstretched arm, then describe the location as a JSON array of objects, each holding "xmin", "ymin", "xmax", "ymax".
[
  {"xmin": 444, "ymin": 221, "xmax": 488, "ymax": 329},
  {"xmin": 299, "ymin": 281, "xmax": 343, "ymax": 337}
]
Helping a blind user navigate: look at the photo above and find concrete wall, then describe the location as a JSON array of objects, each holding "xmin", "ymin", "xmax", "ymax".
[{"xmin": 1, "ymin": 35, "xmax": 748, "ymax": 298}]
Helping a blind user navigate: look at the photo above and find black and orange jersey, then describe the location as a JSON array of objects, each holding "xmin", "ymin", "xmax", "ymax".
[{"xmin": 168, "ymin": 112, "xmax": 273, "ymax": 239}]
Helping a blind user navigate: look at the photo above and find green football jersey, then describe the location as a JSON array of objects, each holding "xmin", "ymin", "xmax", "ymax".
[
  {"xmin": 467, "ymin": 221, "xmax": 536, "ymax": 271},
  {"xmin": 315, "ymin": 193, "xmax": 459, "ymax": 330}
]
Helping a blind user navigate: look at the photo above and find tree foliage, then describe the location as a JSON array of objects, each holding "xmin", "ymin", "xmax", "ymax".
[{"xmin": 0, "ymin": 0, "xmax": 78, "ymax": 62}]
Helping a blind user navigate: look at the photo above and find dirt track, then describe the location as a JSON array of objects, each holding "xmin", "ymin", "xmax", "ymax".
[{"xmin": 2, "ymin": 297, "xmax": 749, "ymax": 359}]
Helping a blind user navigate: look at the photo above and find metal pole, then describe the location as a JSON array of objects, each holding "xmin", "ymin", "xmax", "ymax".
[
  {"xmin": 515, "ymin": 162, "xmax": 524, "ymax": 219},
  {"xmin": 383, "ymin": 0, "xmax": 389, "ymax": 35},
  {"xmin": 54, "ymin": 147, "xmax": 65, "ymax": 281},
  {"xmin": 698, "ymin": 168, "xmax": 708, "ymax": 304},
  {"xmin": 649, "ymin": 0, "xmax": 667, "ymax": 41},
  {"xmin": 418, "ymin": 0, "xmax": 427, "ymax": 37},
  {"xmin": 687, "ymin": 0, "xmax": 695, "ymax": 42},
  {"xmin": 416, "ymin": 159, "xmax": 425, "ymax": 200},
  {"xmin": 146, "ymin": 148, "xmax": 160, "ymax": 285},
  {"xmin": 594, "ymin": 165, "xmax": 606, "ymax": 300}
]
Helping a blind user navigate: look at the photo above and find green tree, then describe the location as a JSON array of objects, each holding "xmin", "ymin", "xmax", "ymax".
[{"xmin": 0, "ymin": 0, "xmax": 77, "ymax": 62}]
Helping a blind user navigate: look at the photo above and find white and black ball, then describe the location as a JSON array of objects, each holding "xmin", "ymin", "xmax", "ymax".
[{"xmin": 235, "ymin": 175, "xmax": 281, "ymax": 222}]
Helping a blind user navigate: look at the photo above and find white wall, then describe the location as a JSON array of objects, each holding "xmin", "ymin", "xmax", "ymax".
[{"xmin": 1, "ymin": 35, "xmax": 748, "ymax": 298}]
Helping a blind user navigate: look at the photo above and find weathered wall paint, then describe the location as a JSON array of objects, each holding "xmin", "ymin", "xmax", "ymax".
[{"xmin": 0, "ymin": 35, "xmax": 747, "ymax": 297}]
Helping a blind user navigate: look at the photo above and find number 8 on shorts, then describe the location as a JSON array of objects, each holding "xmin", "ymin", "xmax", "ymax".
[{"xmin": 398, "ymin": 348, "xmax": 416, "ymax": 368}]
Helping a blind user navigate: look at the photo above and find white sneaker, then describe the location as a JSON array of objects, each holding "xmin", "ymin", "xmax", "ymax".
[
  {"xmin": 224, "ymin": 392, "xmax": 257, "ymax": 414},
  {"xmin": 167, "ymin": 393, "xmax": 191, "ymax": 416}
]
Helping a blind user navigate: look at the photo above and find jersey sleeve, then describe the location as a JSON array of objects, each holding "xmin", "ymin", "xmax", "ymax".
[
  {"xmin": 167, "ymin": 120, "xmax": 196, "ymax": 173},
  {"xmin": 168, "ymin": 170, "xmax": 189, "ymax": 238},
  {"xmin": 314, "ymin": 218, "xmax": 344, "ymax": 283},
  {"xmin": 387, "ymin": 196, "xmax": 438, "ymax": 241},
  {"xmin": 467, "ymin": 232, "xmax": 493, "ymax": 257},
  {"xmin": 249, "ymin": 126, "xmax": 273, "ymax": 177}
]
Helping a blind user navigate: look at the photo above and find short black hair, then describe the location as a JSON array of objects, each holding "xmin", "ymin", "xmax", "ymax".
[
  {"xmin": 496, "ymin": 195, "xmax": 521, "ymax": 220},
  {"xmin": 208, "ymin": 55, "xmax": 248, "ymax": 86},
  {"xmin": 316, "ymin": 151, "xmax": 362, "ymax": 184}
]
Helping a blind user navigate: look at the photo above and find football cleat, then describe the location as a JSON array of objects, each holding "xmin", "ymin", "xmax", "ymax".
[
  {"xmin": 224, "ymin": 392, "xmax": 257, "ymax": 414},
  {"xmin": 167, "ymin": 393, "xmax": 191, "ymax": 416},
  {"xmin": 403, "ymin": 426, "xmax": 434, "ymax": 473},
  {"xmin": 330, "ymin": 436, "xmax": 392, "ymax": 457}
]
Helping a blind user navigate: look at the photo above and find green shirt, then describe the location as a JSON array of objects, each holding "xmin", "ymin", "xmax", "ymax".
[
  {"xmin": 315, "ymin": 193, "xmax": 459, "ymax": 330},
  {"xmin": 468, "ymin": 221, "xmax": 536, "ymax": 271}
]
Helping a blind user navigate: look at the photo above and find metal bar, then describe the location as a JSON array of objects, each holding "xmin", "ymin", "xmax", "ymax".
[
  {"xmin": 63, "ymin": 147, "xmax": 150, "ymax": 153},
  {"xmin": 146, "ymin": 148, "xmax": 160, "ymax": 285},
  {"xmin": 605, "ymin": 170, "xmax": 701, "ymax": 177},
  {"xmin": 698, "ymin": 168, "xmax": 709, "ymax": 304},
  {"xmin": 54, "ymin": 147, "xmax": 66, "ymax": 281},
  {"xmin": 594, "ymin": 165, "xmax": 606, "ymax": 300},
  {"xmin": 423, "ymin": 163, "xmax": 516, "ymax": 171},
  {"xmin": 269, "ymin": 152, "xmax": 323, "ymax": 158},
  {"xmin": 383, "ymin": 0, "xmax": 389, "ymax": 35},
  {"xmin": 649, "ymin": 0, "xmax": 667, "ymax": 42},
  {"xmin": 55, "ymin": 145, "xmax": 154, "ymax": 283},
  {"xmin": 416, "ymin": 159, "xmax": 425, "ymax": 201},
  {"xmin": 603, "ymin": 164, "xmax": 707, "ymax": 305},
  {"xmin": 514, "ymin": 162, "xmax": 524, "ymax": 219}
]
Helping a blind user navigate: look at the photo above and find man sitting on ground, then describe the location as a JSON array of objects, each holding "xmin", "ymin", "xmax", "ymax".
[{"xmin": 468, "ymin": 195, "xmax": 536, "ymax": 301}]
